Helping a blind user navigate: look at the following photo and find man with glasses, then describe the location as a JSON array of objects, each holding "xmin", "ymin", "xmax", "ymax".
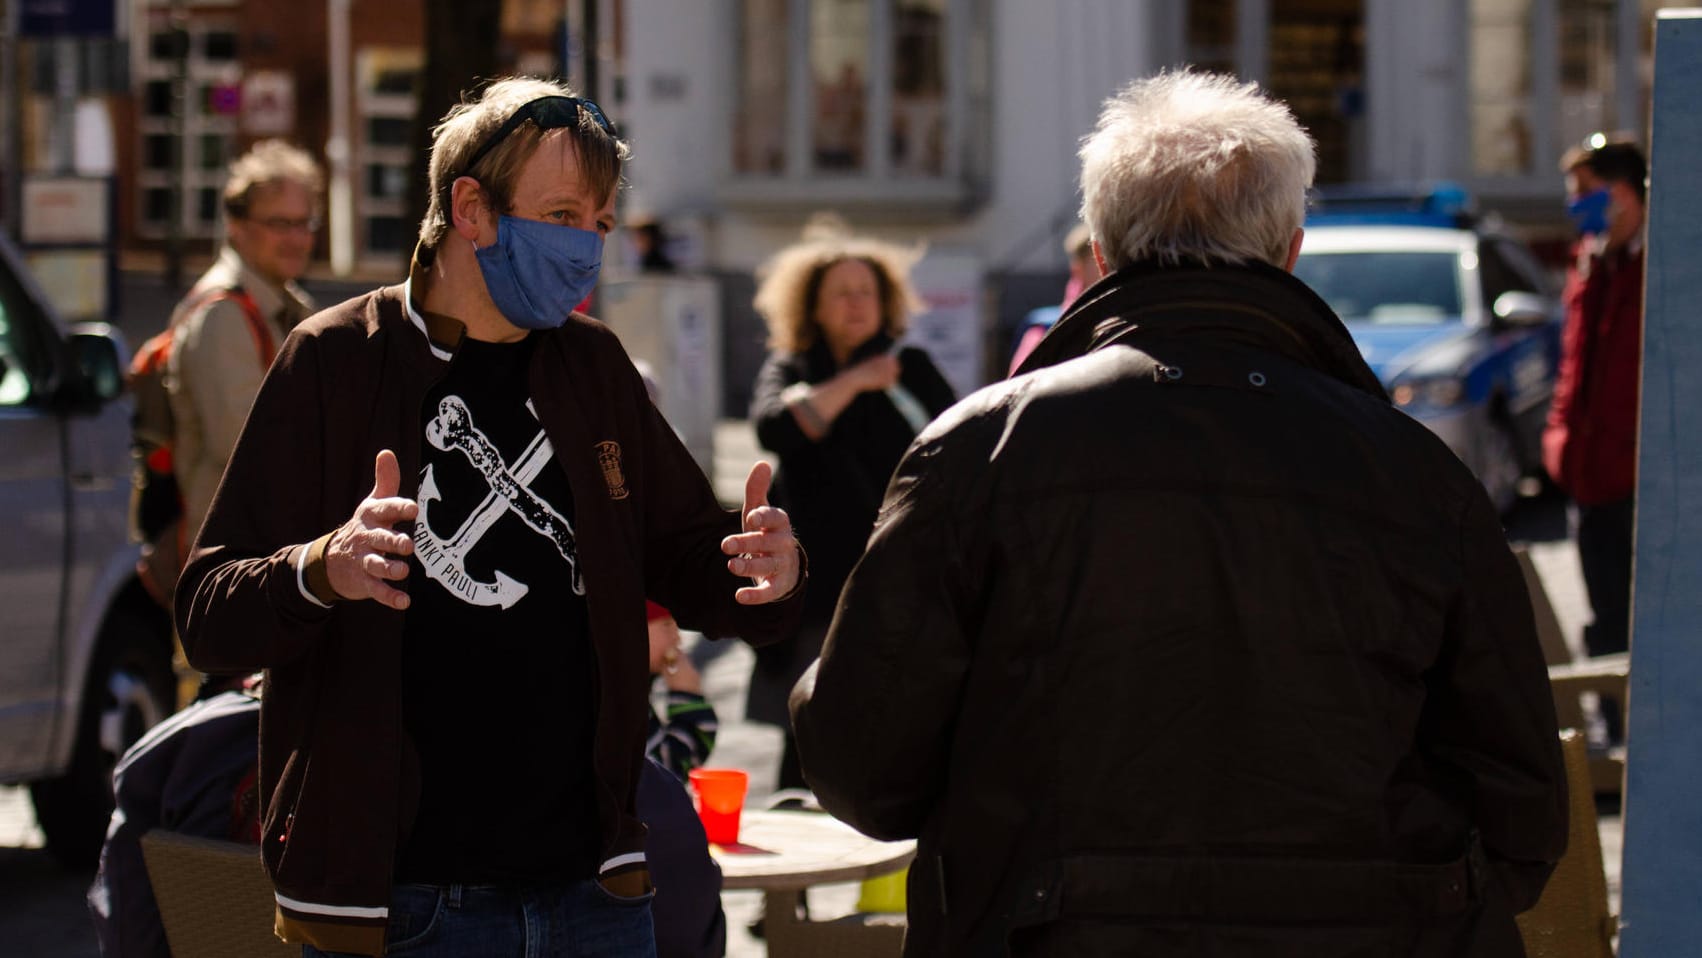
[
  {"xmin": 167, "ymin": 138, "xmax": 321, "ymax": 550},
  {"xmin": 175, "ymin": 78, "xmax": 804, "ymax": 957}
]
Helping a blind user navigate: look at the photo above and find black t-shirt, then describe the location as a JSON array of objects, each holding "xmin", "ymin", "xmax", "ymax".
[{"xmin": 396, "ymin": 333, "xmax": 599, "ymax": 883}]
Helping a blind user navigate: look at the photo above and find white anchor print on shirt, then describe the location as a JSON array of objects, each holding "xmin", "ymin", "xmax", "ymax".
[{"xmin": 414, "ymin": 396, "xmax": 584, "ymax": 608}]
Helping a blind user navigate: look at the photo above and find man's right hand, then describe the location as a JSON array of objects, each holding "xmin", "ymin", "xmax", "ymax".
[{"xmin": 324, "ymin": 449, "xmax": 417, "ymax": 610}]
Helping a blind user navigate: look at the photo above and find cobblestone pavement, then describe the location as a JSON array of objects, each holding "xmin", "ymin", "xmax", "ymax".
[{"xmin": 0, "ymin": 418, "xmax": 1620, "ymax": 956}]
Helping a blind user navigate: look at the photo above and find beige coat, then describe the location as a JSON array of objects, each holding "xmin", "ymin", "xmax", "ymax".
[{"xmin": 165, "ymin": 248, "xmax": 312, "ymax": 544}]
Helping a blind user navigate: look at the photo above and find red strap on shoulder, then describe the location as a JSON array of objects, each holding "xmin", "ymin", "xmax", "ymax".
[{"xmin": 191, "ymin": 287, "xmax": 277, "ymax": 369}]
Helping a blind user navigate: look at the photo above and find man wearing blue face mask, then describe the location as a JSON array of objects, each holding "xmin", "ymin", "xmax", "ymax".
[
  {"xmin": 173, "ymin": 77, "xmax": 807, "ymax": 958},
  {"xmin": 1545, "ymin": 139, "xmax": 1647, "ymax": 745}
]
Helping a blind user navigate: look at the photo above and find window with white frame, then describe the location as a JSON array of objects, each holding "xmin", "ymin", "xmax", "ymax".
[
  {"xmin": 1469, "ymin": 0, "xmax": 1632, "ymax": 178},
  {"xmin": 728, "ymin": 0, "xmax": 987, "ymax": 211},
  {"xmin": 132, "ymin": 13, "xmax": 242, "ymax": 239},
  {"xmin": 355, "ymin": 49, "xmax": 422, "ymax": 263},
  {"xmin": 1557, "ymin": 1, "xmax": 1616, "ymax": 147}
]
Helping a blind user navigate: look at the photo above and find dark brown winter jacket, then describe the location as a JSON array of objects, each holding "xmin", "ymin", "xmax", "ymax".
[
  {"xmin": 792, "ymin": 260, "xmax": 1567, "ymax": 957},
  {"xmin": 177, "ymin": 263, "xmax": 802, "ymax": 955}
]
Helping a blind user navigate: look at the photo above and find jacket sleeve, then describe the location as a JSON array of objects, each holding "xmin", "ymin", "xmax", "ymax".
[
  {"xmin": 789, "ymin": 420, "xmax": 983, "ymax": 841},
  {"xmin": 1424, "ymin": 491, "xmax": 1568, "ymax": 913},
  {"xmin": 1542, "ymin": 274, "xmax": 1587, "ymax": 490},
  {"xmin": 750, "ymin": 352, "xmax": 814, "ymax": 456},
  {"xmin": 175, "ymin": 329, "xmax": 339, "ymax": 672},
  {"xmin": 637, "ymin": 364, "xmax": 804, "ymax": 647}
]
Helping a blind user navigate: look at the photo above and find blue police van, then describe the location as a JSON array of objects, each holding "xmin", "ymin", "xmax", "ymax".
[{"xmin": 1293, "ymin": 184, "xmax": 1562, "ymax": 512}]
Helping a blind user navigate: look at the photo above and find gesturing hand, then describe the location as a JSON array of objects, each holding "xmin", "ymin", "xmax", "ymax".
[
  {"xmin": 324, "ymin": 449, "xmax": 418, "ymax": 610},
  {"xmin": 721, "ymin": 461, "xmax": 801, "ymax": 605}
]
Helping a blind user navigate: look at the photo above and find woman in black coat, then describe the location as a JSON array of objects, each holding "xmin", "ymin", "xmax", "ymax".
[{"xmin": 747, "ymin": 232, "xmax": 956, "ymax": 791}]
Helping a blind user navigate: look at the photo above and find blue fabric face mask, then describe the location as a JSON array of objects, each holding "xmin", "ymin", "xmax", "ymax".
[
  {"xmin": 474, "ymin": 215, "xmax": 604, "ymax": 330},
  {"xmin": 1566, "ymin": 189, "xmax": 1610, "ymax": 236}
]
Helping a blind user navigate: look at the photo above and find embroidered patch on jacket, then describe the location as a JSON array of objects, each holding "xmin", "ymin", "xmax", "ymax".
[{"xmin": 596, "ymin": 441, "xmax": 629, "ymax": 500}]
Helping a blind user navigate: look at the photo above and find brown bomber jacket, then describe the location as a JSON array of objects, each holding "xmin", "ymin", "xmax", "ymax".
[{"xmin": 176, "ymin": 269, "xmax": 802, "ymax": 955}]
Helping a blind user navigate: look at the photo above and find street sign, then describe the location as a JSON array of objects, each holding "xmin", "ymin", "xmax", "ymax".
[
  {"xmin": 208, "ymin": 83, "xmax": 242, "ymax": 117},
  {"xmin": 18, "ymin": 0, "xmax": 116, "ymax": 38},
  {"xmin": 20, "ymin": 176, "xmax": 108, "ymax": 245},
  {"xmin": 242, "ymin": 71, "xmax": 296, "ymax": 136}
]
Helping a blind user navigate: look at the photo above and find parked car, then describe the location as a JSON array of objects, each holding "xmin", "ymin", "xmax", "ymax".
[
  {"xmin": 0, "ymin": 233, "xmax": 175, "ymax": 867},
  {"xmin": 1294, "ymin": 185, "xmax": 1563, "ymax": 512}
]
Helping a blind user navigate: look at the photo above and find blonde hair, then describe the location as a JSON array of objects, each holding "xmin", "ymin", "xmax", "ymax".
[
  {"xmin": 222, "ymin": 140, "xmax": 323, "ymax": 218},
  {"xmin": 1079, "ymin": 70, "xmax": 1315, "ymax": 270},
  {"xmin": 753, "ymin": 232, "xmax": 925, "ymax": 353},
  {"xmin": 418, "ymin": 76, "xmax": 630, "ymax": 250}
]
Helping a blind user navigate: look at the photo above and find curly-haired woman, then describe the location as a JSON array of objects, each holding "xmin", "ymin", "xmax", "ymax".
[{"xmin": 746, "ymin": 229, "xmax": 956, "ymax": 791}]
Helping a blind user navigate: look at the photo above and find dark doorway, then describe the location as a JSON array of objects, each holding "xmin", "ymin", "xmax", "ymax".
[{"xmin": 1269, "ymin": 0, "xmax": 1366, "ymax": 184}]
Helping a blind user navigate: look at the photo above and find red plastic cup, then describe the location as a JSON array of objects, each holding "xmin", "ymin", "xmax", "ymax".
[{"xmin": 688, "ymin": 768, "xmax": 749, "ymax": 844}]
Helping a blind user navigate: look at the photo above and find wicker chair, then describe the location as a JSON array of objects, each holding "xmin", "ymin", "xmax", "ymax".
[
  {"xmin": 140, "ymin": 830, "xmax": 294, "ymax": 958},
  {"xmin": 1515, "ymin": 730, "xmax": 1618, "ymax": 958}
]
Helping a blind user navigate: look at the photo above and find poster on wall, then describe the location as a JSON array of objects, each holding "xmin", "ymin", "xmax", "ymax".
[
  {"xmin": 25, "ymin": 250, "xmax": 108, "ymax": 321},
  {"xmin": 906, "ymin": 249, "xmax": 984, "ymax": 400},
  {"xmin": 21, "ymin": 176, "xmax": 108, "ymax": 245},
  {"xmin": 242, "ymin": 72, "xmax": 295, "ymax": 137}
]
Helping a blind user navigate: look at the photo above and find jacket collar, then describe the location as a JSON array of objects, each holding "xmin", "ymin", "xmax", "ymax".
[
  {"xmin": 209, "ymin": 245, "xmax": 314, "ymax": 327},
  {"xmin": 403, "ymin": 242, "xmax": 468, "ymax": 360},
  {"xmin": 1015, "ymin": 258, "xmax": 1388, "ymax": 403}
]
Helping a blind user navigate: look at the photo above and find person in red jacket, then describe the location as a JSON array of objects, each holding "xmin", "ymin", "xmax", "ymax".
[{"xmin": 1543, "ymin": 140, "xmax": 1646, "ymax": 740}]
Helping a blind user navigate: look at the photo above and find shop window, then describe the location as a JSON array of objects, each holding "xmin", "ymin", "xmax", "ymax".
[
  {"xmin": 367, "ymin": 164, "xmax": 407, "ymax": 201},
  {"xmin": 734, "ymin": 0, "xmax": 789, "ymax": 175},
  {"xmin": 810, "ymin": 0, "xmax": 869, "ymax": 171},
  {"xmin": 199, "ymin": 135, "xmax": 226, "ymax": 171},
  {"xmin": 727, "ymin": 0, "xmax": 988, "ymax": 212},
  {"xmin": 367, "ymin": 116, "xmax": 411, "ymax": 148},
  {"xmin": 1469, "ymin": 0, "xmax": 1534, "ymax": 176},
  {"xmin": 365, "ymin": 216, "xmax": 408, "ymax": 256},
  {"xmin": 142, "ymin": 188, "xmax": 172, "ymax": 225},
  {"xmin": 143, "ymin": 79, "xmax": 172, "ymax": 118},
  {"xmin": 1558, "ymin": 0, "xmax": 1617, "ymax": 148},
  {"xmin": 202, "ymin": 30, "xmax": 237, "ymax": 62},
  {"xmin": 892, "ymin": 0, "xmax": 947, "ymax": 176},
  {"xmin": 1187, "ymin": 0, "xmax": 1237, "ymax": 73},
  {"xmin": 355, "ymin": 48, "xmax": 422, "ymax": 265},
  {"xmin": 1268, "ymin": 1, "xmax": 1363, "ymax": 185},
  {"xmin": 133, "ymin": 17, "xmax": 241, "ymax": 239},
  {"xmin": 143, "ymin": 134, "xmax": 174, "ymax": 172}
]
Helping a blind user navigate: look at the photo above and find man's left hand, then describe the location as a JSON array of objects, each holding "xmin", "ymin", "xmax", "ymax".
[{"xmin": 722, "ymin": 461, "xmax": 801, "ymax": 604}]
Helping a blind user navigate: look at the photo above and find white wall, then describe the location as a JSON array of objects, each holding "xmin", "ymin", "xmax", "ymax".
[
  {"xmin": 620, "ymin": 0, "xmax": 730, "ymax": 220},
  {"xmin": 1364, "ymin": 0, "xmax": 1469, "ymax": 182}
]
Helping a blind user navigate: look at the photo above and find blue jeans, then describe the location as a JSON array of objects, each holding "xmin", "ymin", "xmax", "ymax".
[{"xmin": 303, "ymin": 880, "xmax": 655, "ymax": 957}]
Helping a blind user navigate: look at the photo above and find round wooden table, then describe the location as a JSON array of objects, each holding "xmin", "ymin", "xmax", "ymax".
[{"xmin": 710, "ymin": 809, "xmax": 915, "ymax": 956}]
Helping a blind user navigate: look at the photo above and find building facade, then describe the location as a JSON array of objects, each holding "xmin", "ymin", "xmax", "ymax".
[
  {"xmin": 3, "ymin": 0, "xmax": 1676, "ymax": 397},
  {"xmin": 610, "ymin": 0, "xmax": 1675, "ymax": 408}
]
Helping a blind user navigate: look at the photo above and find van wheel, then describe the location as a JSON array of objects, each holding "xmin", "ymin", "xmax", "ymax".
[
  {"xmin": 1479, "ymin": 413, "xmax": 1523, "ymax": 515},
  {"xmin": 30, "ymin": 611, "xmax": 172, "ymax": 869}
]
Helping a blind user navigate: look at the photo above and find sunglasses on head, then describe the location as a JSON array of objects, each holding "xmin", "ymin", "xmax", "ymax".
[{"xmin": 459, "ymin": 95, "xmax": 619, "ymax": 179}]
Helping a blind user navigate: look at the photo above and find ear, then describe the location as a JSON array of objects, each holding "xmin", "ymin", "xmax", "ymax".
[
  {"xmin": 1283, "ymin": 227, "xmax": 1305, "ymax": 273},
  {"xmin": 1091, "ymin": 240, "xmax": 1109, "ymax": 277},
  {"xmin": 449, "ymin": 176, "xmax": 489, "ymax": 241}
]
